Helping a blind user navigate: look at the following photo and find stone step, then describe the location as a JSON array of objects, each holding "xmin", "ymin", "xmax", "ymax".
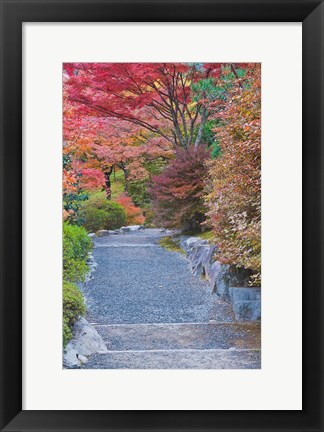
[
  {"xmin": 83, "ymin": 348, "xmax": 261, "ymax": 369},
  {"xmin": 94, "ymin": 322, "xmax": 261, "ymax": 351}
]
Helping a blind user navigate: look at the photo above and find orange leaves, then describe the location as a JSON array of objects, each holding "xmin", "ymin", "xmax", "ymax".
[
  {"xmin": 116, "ymin": 196, "xmax": 145, "ymax": 225},
  {"xmin": 63, "ymin": 169, "xmax": 78, "ymax": 195},
  {"xmin": 206, "ymin": 64, "xmax": 261, "ymax": 284}
]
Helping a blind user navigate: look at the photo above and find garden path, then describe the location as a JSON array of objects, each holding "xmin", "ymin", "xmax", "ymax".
[{"xmin": 82, "ymin": 229, "xmax": 261, "ymax": 369}]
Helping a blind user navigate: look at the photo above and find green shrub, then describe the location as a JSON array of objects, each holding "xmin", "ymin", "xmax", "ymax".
[
  {"xmin": 79, "ymin": 207, "xmax": 108, "ymax": 233},
  {"xmin": 63, "ymin": 222, "xmax": 92, "ymax": 282},
  {"xmin": 143, "ymin": 207, "xmax": 155, "ymax": 227},
  {"xmin": 79, "ymin": 192, "xmax": 126, "ymax": 232},
  {"xmin": 128, "ymin": 180, "xmax": 150, "ymax": 208},
  {"xmin": 63, "ymin": 281, "xmax": 85, "ymax": 347}
]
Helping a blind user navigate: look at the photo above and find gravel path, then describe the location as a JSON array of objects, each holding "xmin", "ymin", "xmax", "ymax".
[
  {"xmin": 81, "ymin": 228, "xmax": 261, "ymax": 369},
  {"xmin": 82, "ymin": 229, "xmax": 235, "ymax": 324}
]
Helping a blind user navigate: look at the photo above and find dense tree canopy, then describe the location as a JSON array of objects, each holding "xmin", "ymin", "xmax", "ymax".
[
  {"xmin": 63, "ymin": 62, "xmax": 261, "ymax": 284},
  {"xmin": 64, "ymin": 63, "xmax": 228, "ymax": 148}
]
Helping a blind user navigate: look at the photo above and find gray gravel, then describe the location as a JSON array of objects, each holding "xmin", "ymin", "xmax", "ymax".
[
  {"xmin": 82, "ymin": 229, "xmax": 235, "ymax": 324},
  {"xmin": 80, "ymin": 229, "xmax": 261, "ymax": 369}
]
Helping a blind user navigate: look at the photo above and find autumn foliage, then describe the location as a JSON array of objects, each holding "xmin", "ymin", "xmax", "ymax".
[
  {"xmin": 205, "ymin": 64, "xmax": 261, "ymax": 284},
  {"xmin": 116, "ymin": 196, "xmax": 145, "ymax": 225},
  {"xmin": 63, "ymin": 62, "xmax": 261, "ymax": 285},
  {"xmin": 150, "ymin": 146, "xmax": 210, "ymax": 231}
]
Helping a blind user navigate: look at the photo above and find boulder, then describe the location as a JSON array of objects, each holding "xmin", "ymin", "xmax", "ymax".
[
  {"xmin": 190, "ymin": 245, "xmax": 211, "ymax": 277},
  {"xmin": 120, "ymin": 226, "xmax": 131, "ymax": 232},
  {"xmin": 179, "ymin": 236, "xmax": 204, "ymax": 254},
  {"xmin": 232, "ymin": 300, "xmax": 261, "ymax": 322},
  {"xmin": 70, "ymin": 317, "xmax": 108, "ymax": 356},
  {"xmin": 209, "ymin": 264, "xmax": 253, "ymax": 301},
  {"xmin": 63, "ymin": 348, "xmax": 81, "ymax": 369},
  {"xmin": 178, "ymin": 236, "xmax": 217, "ymax": 279},
  {"xmin": 229, "ymin": 287, "xmax": 261, "ymax": 302},
  {"xmin": 128, "ymin": 225, "xmax": 143, "ymax": 231},
  {"xmin": 209, "ymin": 261, "xmax": 231, "ymax": 299},
  {"xmin": 203, "ymin": 245, "xmax": 217, "ymax": 277},
  {"xmin": 63, "ymin": 317, "xmax": 108, "ymax": 368},
  {"xmin": 77, "ymin": 354, "xmax": 89, "ymax": 365},
  {"xmin": 96, "ymin": 230, "xmax": 109, "ymax": 237}
]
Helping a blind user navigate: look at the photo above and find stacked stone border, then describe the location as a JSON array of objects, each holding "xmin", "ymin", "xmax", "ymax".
[{"xmin": 179, "ymin": 236, "xmax": 261, "ymax": 322}]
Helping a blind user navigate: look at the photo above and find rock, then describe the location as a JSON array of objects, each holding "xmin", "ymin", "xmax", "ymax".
[
  {"xmin": 209, "ymin": 261, "xmax": 231, "ymax": 299},
  {"xmin": 119, "ymin": 225, "xmax": 145, "ymax": 233},
  {"xmin": 229, "ymin": 287, "xmax": 261, "ymax": 302},
  {"xmin": 86, "ymin": 253, "xmax": 94, "ymax": 263},
  {"xmin": 190, "ymin": 245, "xmax": 210, "ymax": 277},
  {"xmin": 96, "ymin": 230, "xmax": 109, "ymax": 237},
  {"xmin": 190, "ymin": 243, "xmax": 217, "ymax": 277},
  {"xmin": 67, "ymin": 317, "xmax": 108, "ymax": 358},
  {"xmin": 232, "ymin": 300, "xmax": 261, "ymax": 322},
  {"xmin": 129, "ymin": 225, "xmax": 142, "ymax": 231},
  {"xmin": 120, "ymin": 226, "xmax": 131, "ymax": 232},
  {"xmin": 108, "ymin": 230, "xmax": 118, "ymax": 235},
  {"xmin": 77, "ymin": 354, "xmax": 89, "ymax": 364},
  {"xmin": 203, "ymin": 245, "xmax": 217, "ymax": 277},
  {"xmin": 179, "ymin": 236, "xmax": 202, "ymax": 254},
  {"xmin": 178, "ymin": 234, "xmax": 259, "ymax": 321},
  {"xmin": 88, "ymin": 233, "xmax": 96, "ymax": 239},
  {"xmin": 63, "ymin": 348, "xmax": 81, "ymax": 369},
  {"xmin": 208, "ymin": 263, "xmax": 252, "ymax": 301},
  {"xmin": 84, "ymin": 274, "xmax": 93, "ymax": 283}
]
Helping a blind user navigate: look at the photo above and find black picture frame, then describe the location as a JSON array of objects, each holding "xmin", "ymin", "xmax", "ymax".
[{"xmin": 0, "ymin": 0, "xmax": 323, "ymax": 431}]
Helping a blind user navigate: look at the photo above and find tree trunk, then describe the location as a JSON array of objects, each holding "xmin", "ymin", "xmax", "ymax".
[
  {"xmin": 103, "ymin": 166, "xmax": 113, "ymax": 199},
  {"xmin": 123, "ymin": 168, "xmax": 129, "ymax": 193},
  {"xmin": 118, "ymin": 163, "xmax": 129, "ymax": 194},
  {"xmin": 194, "ymin": 107, "xmax": 208, "ymax": 148}
]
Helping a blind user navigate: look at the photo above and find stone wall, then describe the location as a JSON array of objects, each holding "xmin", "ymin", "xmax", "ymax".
[{"xmin": 179, "ymin": 236, "xmax": 261, "ymax": 322}]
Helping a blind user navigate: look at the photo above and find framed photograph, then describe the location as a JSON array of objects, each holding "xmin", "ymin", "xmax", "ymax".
[{"xmin": 0, "ymin": 0, "xmax": 323, "ymax": 431}]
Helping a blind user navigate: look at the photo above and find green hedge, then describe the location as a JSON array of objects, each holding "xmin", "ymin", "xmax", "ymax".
[
  {"xmin": 63, "ymin": 281, "xmax": 85, "ymax": 347},
  {"xmin": 79, "ymin": 192, "xmax": 126, "ymax": 232},
  {"xmin": 63, "ymin": 222, "xmax": 92, "ymax": 346},
  {"xmin": 63, "ymin": 222, "xmax": 92, "ymax": 283}
]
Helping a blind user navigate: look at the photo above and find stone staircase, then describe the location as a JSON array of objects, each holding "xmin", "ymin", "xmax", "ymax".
[{"xmin": 83, "ymin": 322, "xmax": 261, "ymax": 369}]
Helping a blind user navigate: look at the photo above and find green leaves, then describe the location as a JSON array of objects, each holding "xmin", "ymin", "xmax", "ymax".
[
  {"xmin": 78, "ymin": 192, "xmax": 126, "ymax": 232},
  {"xmin": 63, "ymin": 222, "xmax": 92, "ymax": 283},
  {"xmin": 63, "ymin": 281, "xmax": 86, "ymax": 347}
]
